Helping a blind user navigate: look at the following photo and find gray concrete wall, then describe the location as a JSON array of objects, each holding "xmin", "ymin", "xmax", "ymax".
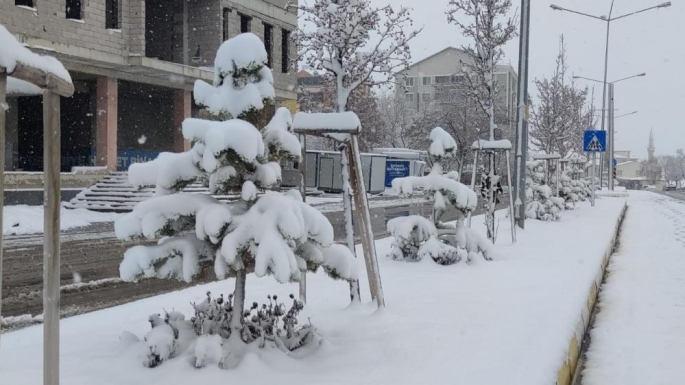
[{"xmin": 0, "ymin": 0, "xmax": 128, "ymax": 56}]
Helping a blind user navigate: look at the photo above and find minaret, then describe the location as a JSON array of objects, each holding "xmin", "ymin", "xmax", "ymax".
[{"xmin": 648, "ymin": 128, "xmax": 655, "ymax": 162}]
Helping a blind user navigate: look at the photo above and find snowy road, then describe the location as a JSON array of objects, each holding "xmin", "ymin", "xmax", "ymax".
[
  {"xmin": 582, "ymin": 191, "xmax": 685, "ymax": 384},
  {"xmin": 1, "ymin": 200, "xmax": 504, "ymax": 323}
]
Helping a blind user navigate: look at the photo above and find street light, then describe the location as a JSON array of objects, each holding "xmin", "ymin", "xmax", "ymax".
[
  {"xmin": 573, "ymin": 72, "xmax": 646, "ymax": 85},
  {"xmin": 551, "ymin": 1, "xmax": 670, "ymax": 188},
  {"xmin": 615, "ymin": 110, "xmax": 638, "ymax": 119}
]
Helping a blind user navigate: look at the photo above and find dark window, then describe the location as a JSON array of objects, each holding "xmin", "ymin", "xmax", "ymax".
[
  {"xmin": 222, "ymin": 8, "xmax": 230, "ymax": 41},
  {"xmin": 263, "ymin": 23, "xmax": 273, "ymax": 68},
  {"xmin": 298, "ymin": 77, "xmax": 323, "ymax": 86},
  {"xmin": 281, "ymin": 29, "xmax": 290, "ymax": 73},
  {"xmin": 66, "ymin": 0, "xmax": 82, "ymax": 20},
  {"xmin": 239, "ymin": 13, "xmax": 251, "ymax": 33},
  {"xmin": 15, "ymin": 0, "xmax": 33, "ymax": 7},
  {"xmin": 106, "ymin": 0, "xmax": 120, "ymax": 29}
]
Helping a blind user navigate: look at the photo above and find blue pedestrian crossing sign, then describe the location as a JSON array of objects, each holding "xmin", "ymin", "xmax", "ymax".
[{"xmin": 584, "ymin": 130, "xmax": 606, "ymax": 152}]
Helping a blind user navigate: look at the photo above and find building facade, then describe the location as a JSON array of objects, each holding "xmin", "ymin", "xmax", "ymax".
[
  {"xmin": 394, "ymin": 47, "xmax": 518, "ymax": 122},
  {"xmin": 1, "ymin": 0, "xmax": 297, "ymax": 172}
]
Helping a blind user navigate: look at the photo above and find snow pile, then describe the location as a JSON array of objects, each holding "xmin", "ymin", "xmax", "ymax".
[
  {"xmin": 389, "ymin": 128, "xmax": 490, "ymax": 265},
  {"xmin": 0, "ymin": 24, "xmax": 72, "ymax": 83},
  {"xmin": 117, "ymin": 34, "xmax": 357, "ymax": 369},
  {"xmin": 194, "ymin": 33, "xmax": 275, "ymax": 118},
  {"xmin": 3, "ymin": 205, "xmax": 119, "ymax": 236},
  {"xmin": 525, "ymin": 160, "xmax": 564, "ymax": 221},
  {"xmin": 471, "ymin": 139, "xmax": 512, "ymax": 150},
  {"xmin": 6, "ymin": 76, "xmax": 43, "ymax": 95},
  {"xmin": 292, "ymin": 111, "xmax": 362, "ymax": 141}
]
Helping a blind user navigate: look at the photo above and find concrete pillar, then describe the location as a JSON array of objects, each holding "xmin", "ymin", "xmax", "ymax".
[
  {"xmin": 173, "ymin": 90, "xmax": 191, "ymax": 152},
  {"xmin": 125, "ymin": 0, "xmax": 146, "ymax": 56},
  {"xmin": 96, "ymin": 77, "xmax": 118, "ymax": 170}
]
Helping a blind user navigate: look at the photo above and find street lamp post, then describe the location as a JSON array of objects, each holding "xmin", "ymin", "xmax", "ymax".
[
  {"xmin": 573, "ymin": 73, "xmax": 645, "ymax": 190},
  {"xmin": 551, "ymin": 1, "xmax": 670, "ymax": 188}
]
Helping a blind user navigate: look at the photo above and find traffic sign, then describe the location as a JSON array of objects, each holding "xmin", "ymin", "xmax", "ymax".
[{"xmin": 584, "ymin": 130, "xmax": 606, "ymax": 152}]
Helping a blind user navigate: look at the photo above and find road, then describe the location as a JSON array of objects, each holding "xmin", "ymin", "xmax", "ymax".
[{"xmin": 1, "ymin": 198, "xmax": 505, "ymax": 326}]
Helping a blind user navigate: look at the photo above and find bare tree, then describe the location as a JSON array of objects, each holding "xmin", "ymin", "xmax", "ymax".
[
  {"xmin": 530, "ymin": 36, "xmax": 590, "ymax": 158},
  {"xmin": 295, "ymin": 0, "xmax": 421, "ymax": 113},
  {"xmin": 446, "ymin": 0, "xmax": 517, "ymax": 242}
]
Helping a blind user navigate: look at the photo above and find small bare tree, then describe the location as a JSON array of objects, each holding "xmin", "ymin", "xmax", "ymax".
[
  {"xmin": 295, "ymin": 0, "xmax": 421, "ymax": 113},
  {"xmin": 446, "ymin": 0, "xmax": 517, "ymax": 242}
]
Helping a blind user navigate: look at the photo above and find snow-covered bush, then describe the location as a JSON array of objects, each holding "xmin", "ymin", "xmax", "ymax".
[
  {"xmin": 558, "ymin": 169, "xmax": 577, "ymax": 209},
  {"xmin": 389, "ymin": 127, "xmax": 492, "ymax": 264},
  {"xmin": 525, "ymin": 160, "xmax": 564, "ymax": 221},
  {"xmin": 116, "ymin": 33, "xmax": 357, "ymax": 369}
]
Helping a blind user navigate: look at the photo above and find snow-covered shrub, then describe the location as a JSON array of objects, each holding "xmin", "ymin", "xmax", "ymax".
[
  {"xmin": 389, "ymin": 127, "xmax": 492, "ymax": 264},
  {"xmin": 558, "ymin": 169, "xmax": 578, "ymax": 209},
  {"xmin": 525, "ymin": 160, "xmax": 564, "ymax": 221},
  {"xmin": 116, "ymin": 33, "xmax": 357, "ymax": 369}
]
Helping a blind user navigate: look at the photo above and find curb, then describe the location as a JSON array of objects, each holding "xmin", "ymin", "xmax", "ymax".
[{"xmin": 556, "ymin": 201, "xmax": 628, "ymax": 385}]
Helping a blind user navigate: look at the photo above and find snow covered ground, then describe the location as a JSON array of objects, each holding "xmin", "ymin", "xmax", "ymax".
[
  {"xmin": 2, "ymin": 205, "xmax": 119, "ymax": 236},
  {"xmin": 0, "ymin": 198, "xmax": 626, "ymax": 385},
  {"xmin": 582, "ymin": 191, "xmax": 685, "ymax": 385}
]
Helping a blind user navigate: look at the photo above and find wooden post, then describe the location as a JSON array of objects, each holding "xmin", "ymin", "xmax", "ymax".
[
  {"xmin": 340, "ymin": 144, "xmax": 361, "ymax": 303},
  {"xmin": 298, "ymin": 134, "xmax": 307, "ymax": 303},
  {"xmin": 0, "ymin": 71, "xmax": 6, "ymax": 349},
  {"xmin": 505, "ymin": 150, "xmax": 517, "ymax": 243},
  {"xmin": 467, "ymin": 150, "xmax": 479, "ymax": 227},
  {"xmin": 43, "ymin": 90, "xmax": 61, "ymax": 385},
  {"xmin": 348, "ymin": 136, "xmax": 384, "ymax": 307},
  {"xmin": 555, "ymin": 159, "xmax": 561, "ymax": 198}
]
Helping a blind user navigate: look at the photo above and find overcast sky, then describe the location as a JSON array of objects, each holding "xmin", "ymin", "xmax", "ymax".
[{"xmin": 369, "ymin": 0, "xmax": 682, "ymax": 159}]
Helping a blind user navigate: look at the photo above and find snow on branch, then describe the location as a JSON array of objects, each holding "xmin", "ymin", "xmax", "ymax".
[
  {"xmin": 115, "ymin": 194, "xmax": 223, "ymax": 241},
  {"xmin": 120, "ymin": 234, "xmax": 214, "ymax": 283},
  {"xmin": 295, "ymin": 0, "xmax": 421, "ymax": 111},
  {"xmin": 193, "ymin": 33, "xmax": 275, "ymax": 118},
  {"xmin": 393, "ymin": 165, "xmax": 477, "ymax": 213},
  {"xmin": 128, "ymin": 149, "xmax": 203, "ymax": 196},
  {"xmin": 429, "ymin": 127, "xmax": 457, "ymax": 159},
  {"xmin": 471, "ymin": 139, "xmax": 512, "ymax": 150},
  {"xmin": 264, "ymin": 107, "xmax": 302, "ymax": 162}
]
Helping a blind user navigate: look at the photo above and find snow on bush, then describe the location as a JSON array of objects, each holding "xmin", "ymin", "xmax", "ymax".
[
  {"xmin": 525, "ymin": 160, "xmax": 564, "ymax": 221},
  {"xmin": 389, "ymin": 127, "xmax": 492, "ymax": 264},
  {"xmin": 116, "ymin": 34, "xmax": 357, "ymax": 369}
]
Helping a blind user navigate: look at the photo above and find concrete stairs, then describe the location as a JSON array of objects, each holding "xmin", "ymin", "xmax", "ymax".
[{"xmin": 65, "ymin": 172, "xmax": 235, "ymax": 212}]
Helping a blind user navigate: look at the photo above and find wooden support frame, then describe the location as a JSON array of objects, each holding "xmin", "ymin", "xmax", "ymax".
[
  {"xmin": 0, "ymin": 60, "xmax": 72, "ymax": 385},
  {"xmin": 468, "ymin": 148, "xmax": 517, "ymax": 244},
  {"xmin": 298, "ymin": 134, "xmax": 307, "ymax": 303},
  {"xmin": 293, "ymin": 121, "xmax": 385, "ymax": 308}
]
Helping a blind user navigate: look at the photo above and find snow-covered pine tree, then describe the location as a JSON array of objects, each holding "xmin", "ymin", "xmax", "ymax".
[
  {"xmin": 446, "ymin": 0, "xmax": 517, "ymax": 242},
  {"xmin": 115, "ymin": 33, "xmax": 358, "ymax": 369},
  {"xmin": 525, "ymin": 160, "xmax": 564, "ymax": 221},
  {"xmin": 389, "ymin": 127, "xmax": 493, "ymax": 264}
]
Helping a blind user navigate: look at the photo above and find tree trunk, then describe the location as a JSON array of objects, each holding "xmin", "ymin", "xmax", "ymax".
[{"xmin": 231, "ymin": 268, "xmax": 246, "ymax": 331}]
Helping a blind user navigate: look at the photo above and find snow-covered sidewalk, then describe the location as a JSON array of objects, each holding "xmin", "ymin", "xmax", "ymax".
[
  {"xmin": 582, "ymin": 191, "xmax": 685, "ymax": 384},
  {"xmin": 0, "ymin": 199, "xmax": 625, "ymax": 385},
  {"xmin": 2, "ymin": 205, "xmax": 119, "ymax": 236}
]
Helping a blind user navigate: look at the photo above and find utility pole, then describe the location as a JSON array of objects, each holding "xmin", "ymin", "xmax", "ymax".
[
  {"xmin": 608, "ymin": 83, "xmax": 615, "ymax": 190},
  {"xmin": 513, "ymin": 0, "xmax": 530, "ymax": 229}
]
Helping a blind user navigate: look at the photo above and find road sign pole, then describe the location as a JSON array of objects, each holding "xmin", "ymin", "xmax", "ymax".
[
  {"xmin": 608, "ymin": 83, "xmax": 615, "ymax": 191},
  {"xmin": 591, "ymin": 152, "xmax": 596, "ymax": 207}
]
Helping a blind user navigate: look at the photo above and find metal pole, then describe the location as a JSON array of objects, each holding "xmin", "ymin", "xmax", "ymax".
[
  {"xmin": 513, "ymin": 0, "xmax": 531, "ymax": 229},
  {"xmin": 555, "ymin": 160, "xmax": 560, "ymax": 197},
  {"xmin": 599, "ymin": 2, "xmax": 615, "ymax": 188},
  {"xmin": 591, "ymin": 152, "xmax": 596, "ymax": 207},
  {"xmin": 298, "ymin": 134, "xmax": 307, "ymax": 303},
  {"xmin": 505, "ymin": 150, "xmax": 516, "ymax": 243},
  {"xmin": 43, "ymin": 90, "xmax": 61, "ymax": 385},
  {"xmin": 467, "ymin": 150, "xmax": 479, "ymax": 228},
  {"xmin": 608, "ymin": 83, "xmax": 615, "ymax": 191},
  {"xmin": 0, "ymin": 72, "xmax": 6, "ymax": 350}
]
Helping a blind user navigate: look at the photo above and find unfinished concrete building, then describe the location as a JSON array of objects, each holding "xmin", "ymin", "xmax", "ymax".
[{"xmin": 1, "ymin": 0, "xmax": 297, "ymax": 177}]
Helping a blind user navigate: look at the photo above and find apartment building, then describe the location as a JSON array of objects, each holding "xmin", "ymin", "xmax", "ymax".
[
  {"xmin": 1, "ymin": 0, "xmax": 297, "ymax": 172},
  {"xmin": 394, "ymin": 47, "xmax": 518, "ymax": 122}
]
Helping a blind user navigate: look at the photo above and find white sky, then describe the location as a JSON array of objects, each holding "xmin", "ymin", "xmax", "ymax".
[{"xmin": 370, "ymin": 0, "xmax": 682, "ymax": 159}]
